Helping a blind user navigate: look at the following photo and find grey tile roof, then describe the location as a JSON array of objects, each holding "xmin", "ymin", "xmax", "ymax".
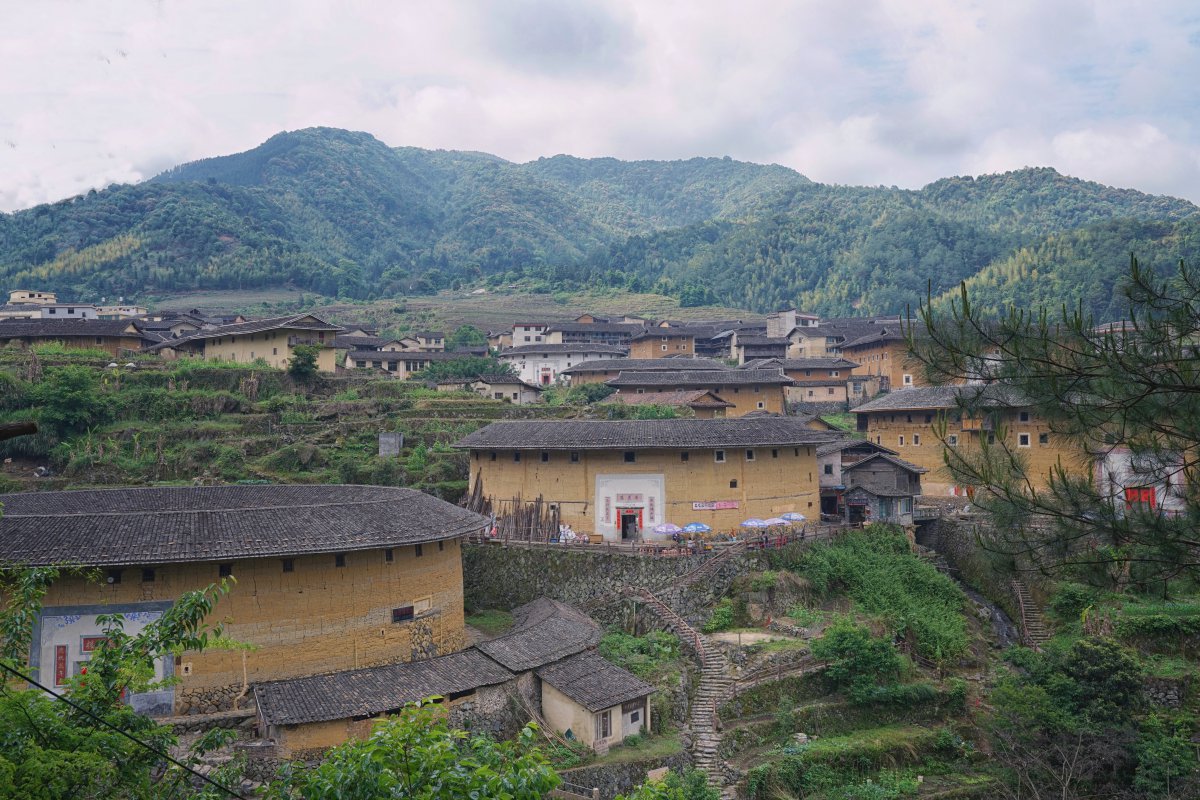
[
  {"xmin": 607, "ymin": 390, "xmax": 734, "ymax": 409},
  {"xmin": 853, "ymin": 384, "xmax": 1030, "ymax": 412},
  {"xmin": 255, "ymin": 648, "xmax": 514, "ymax": 727},
  {"xmin": 0, "ymin": 319, "xmax": 146, "ymax": 338},
  {"xmin": 537, "ymin": 650, "xmax": 655, "ymax": 712},
  {"xmin": 816, "ymin": 438, "xmax": 898, "ymax": 457},
  {"xmin": 454, "ymin": 418, "xmax": 840, "ymax": 450},
  {"xmin": 844, "ymin": 452, "xmax": 927, "ymax": 475},
  {"xmin": 606, "ymin": 369, "xmax": 793, "ymax": 387},
  {"xmin": 735, "ymin": 335, "xmax": 788, "ymax": 346},
  {"xmin": 177, "ymin": 314, "xmax": 344, "ymax": 341},
  {"xmin": 475, "ymin": 598, "xmax": 601, "ymax": 672},
  {"xmin": 562, "ymin": 357, "xmax": 730, "ymax": 375},
  {"xmin": 773, "ymin": 358, "xmax": 860, "ymax": 370},
  {"xmin": 500, "ymin": 344, "xmax": 628, "ymax": 356},
  {"xmin": 629, "ymin": 329, "xmax": 692, "ymax": 342},
  {"xmin": 333, "ymin": 334, "xmax": 388, "ymax": 349},
  {"xmin": 545, "ymin": 323, "xmax": 647, "ymax": 334},
  {"xmin": 0, "ymin": 485, "xmax": 487, "ymax": 567}
]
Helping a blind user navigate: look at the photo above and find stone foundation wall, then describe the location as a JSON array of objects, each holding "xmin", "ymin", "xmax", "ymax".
[
  {"xmin": 559, "ymin": 751, "xmax": 692, "ymax": 800},
  {"xmin": 916, "ymin": 515, "xmax": 1022, "ymax": 621}
]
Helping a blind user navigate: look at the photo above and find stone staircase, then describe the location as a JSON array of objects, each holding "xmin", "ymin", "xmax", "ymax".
[
  {"xmin": 632, "ymin": 588, "xmax": 734, "ymax": 797},
  {"xmin": 1012, "ymin": 578, "xmax": 1051, "ymax": 648}
]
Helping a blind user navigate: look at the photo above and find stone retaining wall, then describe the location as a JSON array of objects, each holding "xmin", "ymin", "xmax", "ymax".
[{"xmin": 558, "ymin": 750, "xmax": 692, "ymax": 800}]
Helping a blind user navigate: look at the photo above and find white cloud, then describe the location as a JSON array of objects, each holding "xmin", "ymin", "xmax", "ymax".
[{"xmin": 1, "ymin": 0, "xmax": 1199, "ymax": 211}]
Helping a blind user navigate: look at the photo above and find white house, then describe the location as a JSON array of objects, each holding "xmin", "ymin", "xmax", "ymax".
[{"xmin": 497, "ymin": 344, "xmax": 627, "ymax": 386}]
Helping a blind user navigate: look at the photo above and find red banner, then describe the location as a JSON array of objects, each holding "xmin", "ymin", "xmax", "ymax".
[{"xmin": 54, "ymin": 645, "xmax": 67, "ymax": 686}]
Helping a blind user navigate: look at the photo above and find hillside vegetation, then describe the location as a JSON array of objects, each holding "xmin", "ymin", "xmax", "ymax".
[{"xmin": 1, "ymin": 127, "xmax": 1197, "ymax": 319}]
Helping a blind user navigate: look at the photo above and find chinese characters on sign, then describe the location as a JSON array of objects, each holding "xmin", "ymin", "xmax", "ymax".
[
  {"xmin": 603, "ymin": 496, "xmax": 611, "ymax": 524},
  {"xmin": 54, "ymin": 645, "xmax": 67, "ymax": 686},
  {"xmin": 647, "ymin": 496, "xmax": 656, "ymax": 523},
  {"xmin": 692, "ymin": 500, "xmax": 740, "ymax": 510}
]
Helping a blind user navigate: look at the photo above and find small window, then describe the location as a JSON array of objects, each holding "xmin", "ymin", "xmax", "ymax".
[
  {"xmin": 219, "ymin": 563, "xmax": 233, "ymax": 578},
  {"xmin": 141, "ymin": 568, "xmax": 155, "ymax": 583},
  {"xmin": 828, "ymin": 387, "xmax": 835, "ymax": 395},
  {"xmin": 715, "ymin": 450, "xmax": 726, "ymax": 463},
  {"xmin": 680, "ymin": 451, "xmax": 689, "ymax": 462},
  {"xmin": 745, "ymin": 449, "xmax": 755, "ymax": 461},
  {"xmin": 415, "ymin": 544, "xmax": 423, "ymax": 558},
  {"xmin": 903, "ymin": 374, "xmax": 913, "ymax": 385},
  {"xmin": 570, "ymin": 451, "xmax": 580, "ymax": 463},
  {"xmin": 898, "ymin": 435, "xmax": 905, "ymax": 446},
  {"xmin": 385, "ymin": 549, "xmax": 394, "ymax": 563},
  {"xmin": 106, "ymin": 568, "xmax": 122, "ymax": 584},
  {"xmin": 540, "ymin": 451, "xmax": 550, "ymax": 463},
  {"xmin": 489, "ymin": 451, "xmax": 497, "ymax": 461},
  {"xmin": 438, "ymin": 540, "xmax": 444, "ymax": 551},
  {"xmin": 282, "ymin": 559, "xmax": 294, "ymax": 573},
  {"xmin": 335, "ymin": 553, "xmax": 346, "ymax": 568},
  {"xmin": 987, "ymin": 433, "xmax": 997, "ymax": 445},
  {"xmin": 513, "ymin": 452, "xmax": 521, "ymax": 462},
  {"xmin": 947, "ymin": 434, "xmax": 958, "ymax": 447},
  {"xmin": 913, "ymin": 434, "xmax": 921, "ymax": 446},
  {"xmin": 824, "ymin": 463, "xmax": 833, "ymax": 475},
  {"xmin": 392, "ymin": 606, "xmax": 415, "ymax": 623},
  {"xmin": 1018, "ymin": 433, "xmax": 1031, "ymax": 447},
  {"xmin": 623, "ymin": 451, "xmax": 636, "ymax": 463},
  {"xmin": 771, "ymin": 449, "xmax": 779, "ymax": 458},
  {"xmin": 1019, "ymin": 411, "xmax": 1030, "ymax": 422},
  {"xmin": 729, "ymin": 479, "xmax": 738, "ymax": 488},
  {"xmin": 756, "ymin": 401, "xmax": 765, "ymax": 409},
  {"xmin": 1039, "ymin": 432, "xmax": 1050, "ymax": 445}
]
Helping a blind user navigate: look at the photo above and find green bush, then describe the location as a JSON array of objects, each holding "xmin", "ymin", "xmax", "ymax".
[
  {"xmin": 1049, "ymin": 583, "xmax": 1098, "ymax": 621},
  {"xmin": 811, "ymin": 618, "xmax": 903, "ymax": 704},
  {"xmin": 701, "ymin": 598, "xmax": 736, "ymax": 633},
  {"xmin": 598, "ymin": 630, "xmax": 681, "ymax": 679}
]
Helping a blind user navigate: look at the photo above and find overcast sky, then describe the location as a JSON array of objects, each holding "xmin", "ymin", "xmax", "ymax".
[{"xmin": 3, "ymin": 1, "xmax": 1200, "ymax": 212}]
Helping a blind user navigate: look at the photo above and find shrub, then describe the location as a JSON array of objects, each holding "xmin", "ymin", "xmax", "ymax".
[
  {"xmin": 811, "ymin": 618, "xmax": 903, "ymax": 704},
  {"xmin": 1049, "ymin": 583, "xmax": 1098, "ymax": 621},
  {"xmin": 702, "ymin": 598, "xmax": 736, "ymax": 633}
]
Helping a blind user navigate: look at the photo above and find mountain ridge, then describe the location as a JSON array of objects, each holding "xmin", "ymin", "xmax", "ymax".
[{"xmin": 2, "ymin": 127, "xmax": 1197, "ymax": 320}]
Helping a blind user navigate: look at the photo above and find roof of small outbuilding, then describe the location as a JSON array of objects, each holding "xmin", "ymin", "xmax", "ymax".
[{"xmin": 537, "ymin": 650, "xmax": 655, "ymax": 712}]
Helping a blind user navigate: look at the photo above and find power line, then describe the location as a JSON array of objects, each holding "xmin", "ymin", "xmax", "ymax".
[{"xmin": 0, "ymin": 661, "xmax": 246, "ymax": 799}]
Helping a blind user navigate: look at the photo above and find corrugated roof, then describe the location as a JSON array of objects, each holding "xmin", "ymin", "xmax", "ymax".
[{"xmin": 0, "ymin": 485, "xmax": 486, "ymax": 566}]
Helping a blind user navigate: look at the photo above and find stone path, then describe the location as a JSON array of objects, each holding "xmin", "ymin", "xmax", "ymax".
[
  {"xmin": 1012, "ymin": 578, "xmax": 1051, "ymax": 648},
  {"xmin": 632, "ymin": 588, "xmax": 734, "ymax": 798}
]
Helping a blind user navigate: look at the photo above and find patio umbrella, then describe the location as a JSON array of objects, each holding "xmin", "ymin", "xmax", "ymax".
[
  {"xmin": 763, "ymin": 517, "xmax": 789, "ymax": 526},
  {"xmin": 683, "ymin": 522, "xmax": 712, "ymax": 533},
  {"xmin": 740, "ymin": 518, "xmax": 769, "ymax": 528},
  {"xmin": 653, "ymin": 523, "xmax": 683, "ymax": 535},
  {"xmin": 781, "ymin": 512, "xmax": 807, "ymax": 522}
]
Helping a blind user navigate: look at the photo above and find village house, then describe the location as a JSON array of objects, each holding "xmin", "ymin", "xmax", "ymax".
[
  {"xmin": 0, "ymin": 485, "xmax": 485, "ymax": 717},
  {"xmin": 560, "ymin": 356, "xmax": 730, "ymax": 386},
  {"xmin": 604, "ymin": 389, "xmax": 735, "ymax": 418},
  {"xmin": 396, "ymin": 331, "xmax": 446, "ymax": 351},
  {"xmin": 145, "ymin": 313, "xmax": 344, "ymax": 372},
  {"xmin": 746, "ymin": 357, "xmax": 859, "ymax": 405},
  {"xmin": 817, "ymin": 439, "xmax": 925, "ymax": 524},
  {"xmin": 0, "ymin": 318, "xmax": 156, "ymax": 356},
  {"xmin": 255, "ymin": 597, "xmax": 651, "ymax": 756},
  {"xmin": 498, "ymin": 343, "xmax": 627, "ymax": 386},
  {"xmin": 839, "ymin": 324, "xmax": 924, "ymax": 391},
  {"xmin": 512, "ymin": 322, "xmax": 551, "ymax": 345},
  {"xmin": 7, "ymin": 289, "xmax": 57, "ymax": 305},
  {"xmin": 544, "ymin": 321, "xmax": 647, "ymax": 347},
  {"xmin": 606, "ymin": 369, "xmax": 794, "ymax": 417},
  {"xmin": 455, "ymin": 418, "xmax": 835, "ymax": 540},
  {"xmin": 435, "ymin": 374, "xmax": 544, "ymax": 404},
  {"xmin": 853, "ymin": 385, "xmax": 1087, "ymax": 494},
  {"xmin": 766, "ymin": 309, "xmax": 821, "ymax": 338},
  {"xmin": 486, "ymin": 328, "xmax": 514, "ymax": 351},
  {"xmin": 346, "ymin": 349, "xmax": 464, "ymax": 379},
  {"xmin": 96, "ymin": 304, "xmax": 148, "ymax": 319},
  {"xmin": 731, "ymin": 333, "xmax": 789, "ymax": 364},
  {"xmin": 628, "ymin": 327, "xmax": 695, "ymax": 358}
]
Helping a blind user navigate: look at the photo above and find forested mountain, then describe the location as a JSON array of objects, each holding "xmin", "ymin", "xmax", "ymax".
[{"xmin": 1, "ymin": 127, "xmax": 1196, "ymax": 319}]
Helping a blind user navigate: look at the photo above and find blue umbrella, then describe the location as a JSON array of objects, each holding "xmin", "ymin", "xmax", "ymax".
[
  {"xmin": 781, "ymin": 512, "xmax": 807, "ymax": 522},
  {"xmin": 740, "ymin": 518, "xmax": 769, "ymax": 528},
  {"xmin": 764, "ymin": 517, "xmax": 788, "ymax": 526},
  {"xmin": 683, "ymin": 522, "xmax": 711, "ymax": 533},
  {"xmin": 653, "ymin": 523, "xmax": 683, "ymax": 535}
]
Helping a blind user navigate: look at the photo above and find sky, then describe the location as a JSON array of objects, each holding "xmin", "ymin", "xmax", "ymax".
[{"xmin": 3, "ymin": 0, "xmax": 1200, "ymax": 212}]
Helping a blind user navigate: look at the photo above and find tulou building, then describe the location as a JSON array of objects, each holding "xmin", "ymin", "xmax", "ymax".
[
  {"xmin": 455, "ymin": 418, "xmax": 837, "ymax": 539},
  {"xmin": 0, "ymin": 485, "xmax": 485, "ymax": 716}
]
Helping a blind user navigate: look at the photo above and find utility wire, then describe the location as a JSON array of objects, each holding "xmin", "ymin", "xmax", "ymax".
[{"xmin": 0, "ymin": 661, "xmax": 246, "ymax": 799}]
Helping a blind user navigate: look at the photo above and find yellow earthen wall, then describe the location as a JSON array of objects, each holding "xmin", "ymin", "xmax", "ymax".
[
  {"xmin": 39, "ymin": 542, "xmax": 465, "ymax": 706},
  {"xmin": 629, "ymin": 336, "xmax": 695, "ymax": 359},
  {"xmin": 470, "ymin": 446, "xmax": 820, "ymax": 534},
  {"xmin": 861, "ymin": 409, "xmax": 1088, "ymax": 493},
  {"xmin": 202, "ymin": 329, "xmax": 338, "ymax": 372},
  {"xmin": 618, "ymin": 383, "xmax": 785, "ymax": 416}
]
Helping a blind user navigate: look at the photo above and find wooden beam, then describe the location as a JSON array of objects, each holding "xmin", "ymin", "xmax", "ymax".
[{"xmin": 0, "ymin": 421, "xmax": 37, "ymax": 442}]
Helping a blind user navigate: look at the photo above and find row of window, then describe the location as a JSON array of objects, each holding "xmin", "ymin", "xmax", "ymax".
[
  {"xmin": 104, "ymin": 544, "xmax": 445, "ymax": 583},
  {"xmin": 884, "ymin": 432, "xmax": 1051, "ymax": 448},
  {"xmin": 489, "ymin": 448, "xmax": 806, "ymax": 464}
]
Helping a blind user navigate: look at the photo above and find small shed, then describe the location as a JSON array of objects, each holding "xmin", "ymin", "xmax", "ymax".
[
  {"xmin": 841, "ymin": 453, "xmax": 926, "ymax": 525},
  {"xmin": 537, "ymin": 650, "xmax": 655, "ymax": 751}
]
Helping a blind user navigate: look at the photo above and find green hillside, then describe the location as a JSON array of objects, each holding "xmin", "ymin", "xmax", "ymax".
[{"xmin": 1, "ymin": 127, "xmax": 1196, "ymax": 320}]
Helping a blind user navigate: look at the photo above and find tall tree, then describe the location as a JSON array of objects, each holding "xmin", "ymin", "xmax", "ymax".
[{"xmin": 909, "ymin": 256, "xmax": 1200, "ymax": 590}]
